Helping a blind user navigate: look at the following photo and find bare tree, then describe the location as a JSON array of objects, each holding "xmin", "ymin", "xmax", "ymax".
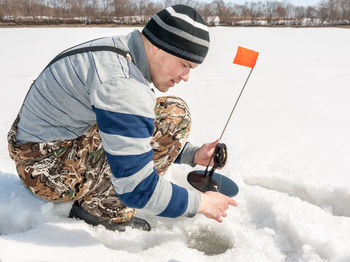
[
  {"xmin": 343, "ymin": 0, "xmax": 350, "ymax": 20},
  {"xmin": 293, "ymin": 6, "xmax": 305, "ymax": 25},
  {"xmin": 317, "ymin": 3, "xmax": 329, "ymax": 24},
  {"xmin": 247, "ymin": 2, "xmax": 263, "ymax": 25},
  {"xmin": 213, "ymin": 0, "xmax": 231, "ymax": 25},
  {"xmin": 275, "ymin": 3, "xmax": 287, "ymax": 18},
  {"xmin": 197, "ymin": 2, "xmax": 215, "ymax": 24},
  {"xmin": 264, "ymin": 1, "xmax": 279, "ymax": 25},
  {"xmin": 113, "ymin": 0, "xmax": 131, "ymax": 18}
]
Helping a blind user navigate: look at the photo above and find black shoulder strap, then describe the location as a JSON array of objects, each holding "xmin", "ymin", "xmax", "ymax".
[
  {"xmin": 20, "ymin": 45, "xmax": 131, "ymax": 112},
  {"xmin": 44, "ymin": 45, "xmax": 130, "ymax": 70}
]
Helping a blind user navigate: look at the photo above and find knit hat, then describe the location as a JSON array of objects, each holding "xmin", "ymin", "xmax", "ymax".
[{"xmin": 142, "ymin": 5, "xmax": 210, "ymax": 64}]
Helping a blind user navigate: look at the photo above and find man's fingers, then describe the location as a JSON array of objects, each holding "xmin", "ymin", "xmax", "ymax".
[
  {"xmin": 228, "ymin": 198, "xmax": 237, "ymax": 206},
  {"xmin": 211, "ymin": 139, "xmax": 220, "ymax": 147},
  {"xmin": 206, "ymin": 139, "xmax": 219, "ymax": 150},
  {"xmin": 199, "ymin": 191, "xmax": 238, "ymax": 223}
]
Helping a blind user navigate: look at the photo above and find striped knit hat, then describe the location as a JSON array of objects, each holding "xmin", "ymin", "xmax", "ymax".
[{"xmin": 142, "ymin": 5, "xmax": 210, "ymax": 64}]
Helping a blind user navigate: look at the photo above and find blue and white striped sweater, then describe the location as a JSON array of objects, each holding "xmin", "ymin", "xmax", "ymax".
[{"xmin": 16, "ymin": 30, "xmax": 201, "ymax": 218}]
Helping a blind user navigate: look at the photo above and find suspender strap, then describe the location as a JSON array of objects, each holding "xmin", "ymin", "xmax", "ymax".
[
  {"xmin": 21, "ymin": 45, "xmax": 131, "ymax": 112},
  {"xmin": 45, "ymin": 45, "xmax": 130, "ymax": 70}
]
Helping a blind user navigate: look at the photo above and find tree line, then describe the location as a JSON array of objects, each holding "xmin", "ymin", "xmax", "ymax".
[{"xmin": 0, "ymin": 0, "xmax": 349, "ymax": 26}]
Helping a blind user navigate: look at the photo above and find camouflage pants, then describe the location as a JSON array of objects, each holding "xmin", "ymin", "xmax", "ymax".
[{"xmin": 7, "ymin": 96, "xmax": 191, "ymax": 223}]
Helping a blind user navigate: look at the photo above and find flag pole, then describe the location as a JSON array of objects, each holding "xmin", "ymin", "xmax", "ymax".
[
  {"xmin": 219, "ymin": 67, "xmax": 254, "ymax": 140},
  {"xmin": 204, "ymin": 67, "xmax": 254, "ymax": 175}
]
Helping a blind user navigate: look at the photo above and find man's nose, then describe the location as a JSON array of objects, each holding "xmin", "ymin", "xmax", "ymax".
[
  {"xmin": 180, "ymin": 69, "xmax": 190, "ymax": 82},
  {"xmin": 180, "ymin": 72, "xmax": 189, "ymax": 82}
]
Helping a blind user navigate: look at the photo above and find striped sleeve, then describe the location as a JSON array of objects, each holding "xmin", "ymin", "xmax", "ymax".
[{"xmin": 90, "ymin": 75, "xmax": 200, "ymax": 218}]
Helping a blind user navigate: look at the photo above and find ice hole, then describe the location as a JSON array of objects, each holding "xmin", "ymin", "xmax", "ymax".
[{"xmin": 185, "ymin": 229, "xmax": 234, "ymax": 256}]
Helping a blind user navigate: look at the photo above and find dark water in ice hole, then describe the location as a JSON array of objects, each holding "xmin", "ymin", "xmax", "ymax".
[{"xmin": 185, "ymin": 229, "xmax": 234, "ymax": 256}]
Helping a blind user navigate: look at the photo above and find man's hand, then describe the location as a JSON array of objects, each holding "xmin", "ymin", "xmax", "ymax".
[
  {"xmin": 198, "ymin": 191, "xmax": 237, "ymax": 222},
  {"xmin": 194, "ymin": 139, "xmax": 220, "ymax": 166},
  {"xmin": 194, "ymin": 140, "xmax": 236, "ymax": 222}
]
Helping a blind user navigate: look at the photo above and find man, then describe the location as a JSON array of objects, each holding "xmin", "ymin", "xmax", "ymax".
[{"xmin": 8, "ymin": 4, "xmax": 237, "ymax": 232}]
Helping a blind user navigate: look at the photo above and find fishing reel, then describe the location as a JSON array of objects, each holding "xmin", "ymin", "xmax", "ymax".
[
  {"xmin": 187, "ymin": 143, "xmax": 239, "ymax": 197},
  {"xmin": 207, "ymin": 143, "xmax": 227, "ymax": 176}
]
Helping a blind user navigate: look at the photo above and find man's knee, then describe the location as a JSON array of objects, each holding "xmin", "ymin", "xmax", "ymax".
[
  {"xmin": 152, "ymin": 96, "xmax": 192, "ymax": 175},
  {"xmin": 156, "ymin": 96, "xmax": 191, "ymax": 116},
  {"xmin": 154, "ymin": 96, "xmax": 192, "ymax": 135}
]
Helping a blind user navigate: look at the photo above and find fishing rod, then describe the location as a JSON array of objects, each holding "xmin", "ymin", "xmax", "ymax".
[
  {"xmin": 187, "ymin": 46, "xmax": 259, "ymax": 197},
  {"xmin": 203, "ymin": 67, "xmax": 255, "ymax": 176}
]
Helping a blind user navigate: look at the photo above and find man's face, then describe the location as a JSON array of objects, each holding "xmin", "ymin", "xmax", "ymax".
[{"xmin": 149, "ymin": 48, "xmax": 198, "ymax": 92}]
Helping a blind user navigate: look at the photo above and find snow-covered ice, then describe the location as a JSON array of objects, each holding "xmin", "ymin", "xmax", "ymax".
[{"xmin": 0, "ymin": 26, "xmax": 350, "ymax": 262}]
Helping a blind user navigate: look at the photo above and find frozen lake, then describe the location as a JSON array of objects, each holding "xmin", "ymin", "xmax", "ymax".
[{"xmin": 0, "ymin": 26, "xmax": 350, "ymax": 262}]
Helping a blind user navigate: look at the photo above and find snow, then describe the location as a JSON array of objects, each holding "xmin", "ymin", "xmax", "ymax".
[{"xmin": 1, "ymin": 26, "xmax": 350, "ymax": 262}]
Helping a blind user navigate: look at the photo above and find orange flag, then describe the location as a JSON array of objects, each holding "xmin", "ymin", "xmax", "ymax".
[{"xmin": 233, "ymin": 46, "xmax": 259, "ymax": 68}]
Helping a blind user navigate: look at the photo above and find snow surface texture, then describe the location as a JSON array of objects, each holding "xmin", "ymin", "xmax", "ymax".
[{"xmin": 0, "ymin": 27, "xmax": 350, "ymax": 262}]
